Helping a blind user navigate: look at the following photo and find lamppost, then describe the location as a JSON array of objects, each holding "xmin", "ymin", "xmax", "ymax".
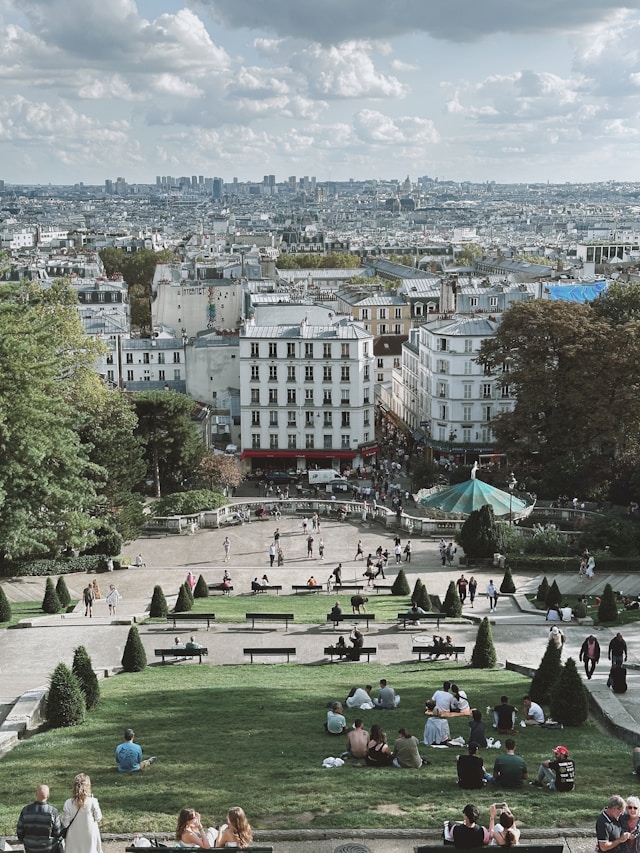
[{"xmin": 507, "ymin": 472, "xmax": 517, "ymax": 525}]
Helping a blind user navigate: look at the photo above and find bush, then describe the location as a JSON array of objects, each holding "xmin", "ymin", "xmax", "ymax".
[
  {"xmin": 413, "ymin": 580, "xmax": 431, "ymax": 612},
  {"xmin": 72, "ymin": 645, "xmax": 100, "ymax": 710},
  {"xmin": 154, "ymin": 490, "xmax": 227, "ymax": 516},
  {"xmin": 174, "ymin": 584, "xmax": 193, "ymax": 613},
  {"xmin": 598, "ymin": 583, "xmax": 618, "ymax": 624},
  {"xmin": 194, "ymin": 575, "xmax": 209, "ymax": 599},
  {"xmin": 581, "ymin": 512, "xmax": 639, "ymax": 556},
  {"xmin": 149, "ymin": 585, "xmax": 169, "ymax": 618},
  {"xmin": 391, "ymin": 569, "xmax": 410, "ymax": 596},
  {"xmin": 470, "ymin": 617, "xmax": 497, "ymax": 669},
  {"xmin": 545, "ymin": 580, "xmax": 561, "ymax": 609},
  {"xmin": 0, "ymin": 555, "xmax": 109, "ymax": 578},
  {"xmin": 442, "ymin": 580, "xmax": 462, "ymax": 617},
  {"xmin": 42, "ymin": 577, "xmax": 62, "ymax": 614},
  {"xmin": 529, "ymin": 638, "xmax": 562, "ymax": 704},
  {"xmin": 121, "ymin": 626, "xmax": 147, "ymax": 672},
  {"xmin": 522, "ymin": 527, "xmax": 571, "ymax": 557},
  {"xmin": 46, "ymin": 663, "xmax": 86, "ymax": 728},
  {"xmin": 55, "ymin": 576, "xmax": 71, "ymax": 608},
  {"xmin": 549, "ymin": 657, "xmax": 589, "ymax": 726},
  {"xmin": 186, "ymin": 581, "xmax": 194, "ymax": 604},
  {"xmin": 536, "ymin": 576, "xmax": 550, "ymax": 602},
  {"xmin": 84, "ymin": 524, "xmax": 122, "ymax": 557},
  {"xmin": 459, "ymin": 505, "xmax": 505, "ymax": 558},
  {"xmin": 0, "ymin": 585, "xmax": 12, "ymax": 623},
  {"xmin": 500, "ymin": 566, "xmax": 516, "ymax": 594}
]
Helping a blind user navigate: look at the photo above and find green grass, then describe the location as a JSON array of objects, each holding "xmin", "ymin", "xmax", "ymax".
[
  {"xmin": 0, "ymin": 663, "xmax": 624, "ymax": 836},
  {"xmin": 527, "ymin": 593, "xmax": 640, "ymax": 626},
  {"xmin": 0, "ymin": 601, "xmax": 73, "ymax": 629}
]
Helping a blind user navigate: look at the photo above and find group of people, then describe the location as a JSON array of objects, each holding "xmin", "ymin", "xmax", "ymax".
[
  {"xmin": 17, "ymin": 776, "xmax": 102, "ymax": 853},
  {"xmin": 175, "ymin": 805, "xmax": 252, "ymax": 848},
  {"xmin": 579, "ymin": 631, "xmax": 629, "ymax": 691},
  {"xmin": 83, "ymin": 580, "xmax": 120, "ymax": 617}
]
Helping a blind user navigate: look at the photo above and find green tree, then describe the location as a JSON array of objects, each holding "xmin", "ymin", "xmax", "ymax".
[
  {"xmin": 0, "ymin": 584, "xmax": 11, "ymax": 622},
  {"xmin": 154, "ymin": 490, "xmax": 226, "ymax": 515},
  {"xmin": 72, "ymin": 645, "xmax": 100, "ymax": 710},
  {"xmin": 442, "ymin": 580, "xmax": 462, "ymax": 617},
  {"xmin": 598, "ymin": 583, "xmax": 619, "ymax": 624},
  {"xmin": 536, "ymin": 576, "xmax": 550, "ymax": 603},
  {"xmin": 46, "ymin": 662, "xmax": 86, "ymax": 727},
  {"xmin": 529, "ymin": 638, "xmax": 562, "ymax": 704},
  {"xmin": 194, "ymin": 575, "xmax": 209, "ymax": 599},
  {"xmin": 391, "ymin": 569, "xmax": 410, "ymax": 596},
  {"xmin": 174, "ymin": 583, "xmax": 193, "ymax": 613},
  {"xmin": 42, "ymin": 577, "xmax": 62, "ymax": 614},
  {"xmin": 412, "ymin": 579, "xmax": 431, "ymax": 612},
  {"xmin": 545, "ymin": 580, "xmax": 561, "ymax": 609},
  {"xmin": 549, "ymin": 657, "xmax": 589, "ymax": 726},
  {"xmin": 459, "ymin": 505, "xmax": 505, "ymax": 558},
  {"xmin": 149, "ymin": 585, "xmax": 169, "ymax": 618},
  {"xmin": 121, "ymin": 625, "xmax": 147, "ymax": 672},
  {"xmin": 55, "ymin": 576, "xmax": 71, "ymax": 609},
  {"xmin": 410, "ymin": 456, "xmax": 442, "ymax": 491},
  {"xmin": 185, "ymin": 580, "xmax": 194, "ymax": 604},
  {"xmin": 133, "ymin": 391, "xmax": 206, "ymax": 497},
  {"xmin": 470, "ymin": 617, "xmax": 497, "ymax": 668},
  {"xmin": 500, "ymin": 566, "xmax": 516, "ymax": 594},
  {"xmin": 581, "ymin": 513, "xmax": 638, "ymax": 557}
]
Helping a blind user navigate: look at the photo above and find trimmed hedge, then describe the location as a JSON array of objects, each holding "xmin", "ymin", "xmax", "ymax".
[
  {"xmin": 508, "ymin": 554, "xmax": 640, "ymax": 573},
  {"xmin": 1, "ymin": 555, "xmax": 110, "ymax": 578}
]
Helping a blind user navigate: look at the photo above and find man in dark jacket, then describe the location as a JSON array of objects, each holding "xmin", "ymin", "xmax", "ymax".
[
  {"xmin": 608, "ymin": 632, "xmax": 627, "ymax": 665},
  {"xmin": 16, "ymin": 785, "xmax": 63, "ymax": 853},
  {"xmin": 579, "ymin": 634, "xmax": 601, "ymax": 679}
]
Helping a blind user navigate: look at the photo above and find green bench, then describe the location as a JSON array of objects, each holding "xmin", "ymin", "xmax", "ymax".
[
  {"xmin": 154, "ymin": 648, "xmax": 209, "ymax": 664},
  {"xmin": 245, "ymin": 612, "xmax": 295, "ymax": 630}
]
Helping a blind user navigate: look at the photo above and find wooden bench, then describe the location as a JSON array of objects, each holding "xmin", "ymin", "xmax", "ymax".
[
  {"xmin": 415, "ymin": 845, "xmax": 563, "ymax": 853},
  {"xmin": 208, "ymin": 583, "xmax": 233, "ymax": 595},
  {"xmin": 154, "ymin": 647, "xmax": 209, "ymax": 664},
  {"xmin": 333, "ymin": 582, "xmax": 366, "ymax": 592},
  {"xmin": 324, "ymin": 645, "xmax": 377, "ymax": 662},
  {"xmin": 412, "ymin": 644, "xmax": 466, "ymax": 662},
  {"xmin": 326, "ymin": 613, "xmax": 375, "ymax": 630},
  {"xmin": 397, "ymin": 612, "xmax": 446, "ymax": 629},
  {"xmin": 244, "ymin": 647, "xmax": 296, "ymax": 663},
  {"xmin": 373, "ymin": 584, "xmax": 394, "ymax": 593},
  {"xmin": 291, "ymin": 584, "xmax": 323, "ymax": 594},
  {"xmin": 251, "ymin": 585, "xmax": 283, "ymax": 595},
  {"xmin": 167, "ymin": 613, "xmax": 216, "ymax": 629},
  {"xmin": 245, "ymin": 612, "xmax": 295, "ymax": 630}
]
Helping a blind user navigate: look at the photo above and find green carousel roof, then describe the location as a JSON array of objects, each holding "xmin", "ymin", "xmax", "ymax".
[{"xmin": 418, "ymin": 477, "xmax": 528, "ymax": 517}]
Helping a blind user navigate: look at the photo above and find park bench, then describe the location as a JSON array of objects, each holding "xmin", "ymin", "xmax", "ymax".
[
  {"xmin": 167, "ymin": 613, "xmax": 216, "ymax": 629},
  {"xmin": 291, "ymin": 584, "xmax": 323, "ymax": 594},
  {"xmin": 397, "ymin": 612, "xmax": 446, "ymax": 629},
  {"xmin": 412, "ymin": 644, "xmax": 466, "ymax": 662},
  {"xmin": 324, "ymin": 645, "xmax": 377, "ymax": 662},
  {"xmin": 126, "ymin": 846, "xmax": 273, "ymax": 852},
  {"xmin": 415, "ymin": 845, "xmax": 563, "ymax": 853},
  {"xmin": 245, "ymin": 612, "xmax": 295, "ymax": 630},
  {"xmin": 244, "ymin": 647, "xmax": 296, "ymax": 663},
  {"xmin": 154, "ymin": 647, "xmax": 209, "ymax": 664},
  {"xmin": 373, "ymin": 584, "xmax": 394, "ymax": 593},
  {"xmin": 326, "ymin": 613, "xmax": 376, "ymax": 630},
  {"xmin": 332, "ymin": 582, "xmax": 366, "ymax": 592},
  {"xmin": 251, "ymin": 584, "xmax": 283, "ymax": 595},
  {"xmin": 208, "ymin": 583, "xmax": 233, "ymax": 595}
]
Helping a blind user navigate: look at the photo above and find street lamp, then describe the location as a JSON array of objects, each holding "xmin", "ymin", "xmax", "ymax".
[{"xmin": 507, "ymin": 472, "xmax": 517, "ymax": 525}]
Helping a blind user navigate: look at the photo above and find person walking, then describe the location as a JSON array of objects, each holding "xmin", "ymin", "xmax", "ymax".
[
  {"xmin": 609, "ymin": 632, "xmax": 627, "ymax": 666},
  {"xmin": 61, "ymin": 773, "xmax": 102, "ymax": 853},
  {"xmin": 579, "ymin": 634, "xmax": 601, "ymax": 680},
  {"xmin": 307, "ymin": 534, "xmax": 314, "ymax": 558},
  {"xmin": 487, "ymin": 579, "xmax": 498, "ymax": 613},
  {"xmin": 404, "ymin": 540, "xmax": 412, "ymax": 562},
  {"xmin": 223, "ymin": 536, "xmax": 231, "ymax": 562},
  {"xmin": 268, "ymin": 543, "xmax": 276, "ymax": 568},
  {"xmin": 468, "ymin": 576, "xmax": 477, "ymax": 608},
  {"xmin": 16, "ymin": 784, "xmax": 63, "ymax": 853},
  {"xmin": 318, "ymin": 538, "xmax": 325, "ymax": 560},
  {"xmin": 457, "ymin": 574, "xmax": 468, "ymax": 604},
  {"xmin": 83, "ymin": 583, "xmax": 94, "ymax": 618},
  {"xmin": 106, "ymin": 584, "xmax": 120, "ymax": 617},
  {"xmin": 333, "ymin": 563, "xmax": 343, "ymax": 586},
  {"xmin": 354, "ymin": 539, "xmax": 364, "ymax": 560}
]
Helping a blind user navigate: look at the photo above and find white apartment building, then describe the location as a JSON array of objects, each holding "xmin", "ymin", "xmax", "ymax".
[{"xmin": 239, "ymin": 318, "xmax": 376, "ymax": 473}]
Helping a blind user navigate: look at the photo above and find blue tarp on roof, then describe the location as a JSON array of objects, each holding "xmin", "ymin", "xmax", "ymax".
[{"xmin": 545, "ymin": 281, "xmax": 608, "ymax": 303}]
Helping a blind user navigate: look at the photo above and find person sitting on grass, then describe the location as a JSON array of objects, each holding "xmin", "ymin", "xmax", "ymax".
[
  {"xmin": 522, "ymin": 696, "xmax": 544, "ymax": 726},
  {"xmin": 531, "ymin": 745, "xmax": 575, "ymax": 791},
  {"xmin": 493, "ymin": 696, "xmax": 517, "ymax": 733},
  {"xmin": 468, "ymin": 709, "xmax": 487, "ymax": 748},
  {"xmin": 450, "ymin": 683, "xmax": 471, "ymax": 714},
  {"xmin": 115, "ymin": 728, "xmax": 156, "ymax": 772},
  {"xmin": 392, "ymin": 727, "xmax": 426, "ymax": 768},
  {"xmin": 457, "ymin": 742, "xmax": 487, "ymax": 789},
  {"xmin": 365, "ymin": 724, "xmax": 393, "ymax": 766},
  {"xmin": 423, "ymin": 707, "xmax": 451, "ymax": 745},
  {"xmin": 325, "ymin": 702, "xmax": 347, "ymax": 735},
  {"xmin": 345, "ymin": 685, "xmax": 373, "ymax": 709},
  {"xmin": 345, "ymin": 719, "xmax": 369, "ymax": 758}
]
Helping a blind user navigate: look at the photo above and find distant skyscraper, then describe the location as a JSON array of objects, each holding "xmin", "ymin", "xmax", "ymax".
[{"xmin": 213, "ymin": 177, "xmax": 223, "ymax": 199}]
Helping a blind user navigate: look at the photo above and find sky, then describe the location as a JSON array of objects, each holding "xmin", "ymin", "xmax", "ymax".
[{"xmin": 1, "ymin": 0, "xmax": 639, "ymax": 186}]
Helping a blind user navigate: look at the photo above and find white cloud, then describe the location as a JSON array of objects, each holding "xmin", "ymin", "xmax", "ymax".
[
  {"xmin": 353, "ymin": 109, "xmax": 439, "ymax": 145},
  {"xmin": 290, "ymin": 42, "xmax": 407, "ymax": 99}
]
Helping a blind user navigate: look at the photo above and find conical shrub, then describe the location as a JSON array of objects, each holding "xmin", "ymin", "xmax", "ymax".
[
  {"xmin": 391, "ymin": 568, "xmax": 410, "ymax": 596},
  {"xmin": 598, "ymin": 583, "xmax": 618, "ymax": 624},
  {"xmin": 185, "ymin": 581, "xmax": 194, "ymax": 603},
  {"xmin": 72, "ymin": 645, "xmax": 100, "ymax": 710},
  {"xmin": 529, "ymin": 638, "xmax": 562, "ymax": 704},
  {"xmin": 470, "ymin": 617, "xmax": 497, "ymax": 668},
  {"xmin": 46, "ymin": 662, "xmax": 86, "ymax": 728},
  {"xmin": 149, "ymin": 585, "xmax": 169, "ymax": 618},
  {"xmin": 174, "ymin": 583, "xmax": 193, "ymax": 613},
  {"xmin": 500, "ymin": 566, "xmax": 516, "ymax": 594},
  {"xmin": 545, "ymin": 579, "xmax": 561, "ymax": 609},
  {"xmin": 412, "ymin": 578, "xmax": 424, "ymax": 605},
  {"xmin": 536, "ymin": 576, "xmax": 550, "ymax": 602},
  {"xmin": 549, "ymin": 657, "xmax": 589, "ymax": 726},
  {"xmin": 42, "ymin": 577, "xmax": 62, "ymax": 614},
  {"xmin": 0, "ymin": 585, "xmax": 12, "ymax": 623},
  {"xmin": 55, "ymin": 576, "xmax": 71, "ymax": 609},
  {"xmin": 443, "ymin": 580, "xmax": 462, "ymax": 617},
  {"xmin": 413, "ymin": 580, "xmax": 431, "ymax": 612},
  {"xmin": 194, "ymin": 575, "xmax": 209, "ymax": 599},
  {"xmin": 121, "ymin": 625, "xmax": 147, "ymax": 672}
]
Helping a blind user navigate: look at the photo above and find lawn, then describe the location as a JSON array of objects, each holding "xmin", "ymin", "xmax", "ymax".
[
  {"xmin": 0, "ymin": 662, "xmax": 626, "ymax": 836},
  {"xmin": 0, "ymin": 601, "xmax": 78, "ymax": 630},
  {"xmin": 527, "ymin": 593, "xmax": 640, "ymax": 627}
]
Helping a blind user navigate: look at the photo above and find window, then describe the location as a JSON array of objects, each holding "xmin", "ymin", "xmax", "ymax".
[
  {"xmin": 378, "ymin": 308, "xmax": 387, "ymax": 319},
  {"xmin": 361, "ymin": 308, "xmax": 369, "ymax": 320},
  {"xmin": 341, "ymin": 365, "xmax": 350, "ymax": 382},
  {"xmin": 158, "ymin": 370, "xmax": 165, "ymax": 380},
  {"xmin": 393, "ymin": 324, "xmax": 402, "ymax": 334},
  {"xmin": 287, "ymin": 365, "xmax": 296, "ymax": 381},
  {"xmin": 439, "ymin": 404, "xmax": 447, "ymax": 420},
  {"xmin": 501, "ymin": 385, "xmax": 511, "ymax": 398},
  {"xmin": 251, "ymin": 410, "xmax": 260, "ymax": 426},
  {"xmin": 484, "ymin": 406, "xmax": 492, "ymax": 421},
  {"xmin": 287, "ymin": 342, "xmax": 295, "ymax": 358},
  {"xmin": 269, "ymin": 388, "xmax": 277, "ymax": 404},
  {"xmin": 252, "ymin": 434, "xmax": 261, "ymax": 449},
  {"xmin": 323, "ymin": 390, "xmax": 332, "ymax": 405},
  {"xmin": 287, "ymin": 410, "xmax": 296, "ymax": 426},
  {"xmin": 251, "ymin": 343, "xmax": 259, "ymax": 358},
  {"xmin": 377, "ymin": 373, "xmax": 384, "ymax": 383},
  {"xmin": 377, "ymin": 358, "xmax": 384, "ymax": 369},
  {"xmin": 341, "ymin": 435, "xmax": 350, "ymax": 449},
  {"xmin": 288, "ymin": 434, "xmax": 297, "ymax": 449},
  {"xmin": 157, "ymin": 352, "xmax": 165, "ymax": 364},
  {"xmin": 437, "ymin": 381, "xmax": 448, "ymax": 398},
  {"xmin": 174, "ymin": 369, "xmax": 181, "ymax": 380},
  {"xmin": 323, "ymin": 366, "xmax": 332, "ymax": 382},
  {"xmin": 501, "ymin": 362, "xmax": 511, "ymax": 373},
  {"xmin": 173, "ymin": 352, "xmax": 180, "ymax": 363},
  {"xmin": 437, "ymin": 338, "xmax": 447, "ymax": 351},
  {"xmin": 341, "ymin": 389, "xmax": 350, "ymax": 405},
  {"xmin": 323, "ymin": 412, "xmax": 333, "ymax": 427},
  {"xmin": 305, "ymin": 434, "xmax": 314, "ymax": 449},
  {"xmin": 305, "ymin": 411, "xmax": 314, "ymax": 426},
  {"xmin": 341, "ymin": 343, "xmax": 350, "ymax": 358},
  {"xmin": 305, "ymin": 365, "xmax": 314, "ymax": 382},
  {"xmin": 270, "ymin": 434, "xmax": 278, "ymax": 449},
  {"xmin": 324, "ymin": 434, "xmax": 332, "ymax": 449},
  {"xmin": 269, "ymin": 365, "xmax": 278, "ymax": 381},
  {"xmin": 464, "ymin": 361, "xmax": 473, "ymax": 375},
  {"xmin": 395, "ymin": 307, "xmax": 402, "ymax": 319},
  {"xmin": 363, "ymin": 342, "xmax": 369, "ymax": 357},
  {"xmin": 304, "ymin": 343, "xmax": 313, "ymax": 359},
  {"xmin": 107, "ymin": 369, "xmax": 114, "ymax": 382},
  {"xmin": 364, "ymin": 364, "xmax": 369, "ymax": 381},
  {"xmin": 269, "ymin": 411, "xmax": 278, "ymax": 426},
  {"xmin": 287, "ymin": 389, "xmax": 296, "ymax": 404},
  {"xmin": 341, "ymin": 412, "xmax": 351, "ymax": 427},
  {"xmin": 469, "ymin": 297, "xmax": 478, "ymax": 308},
  {"xmin": 463, "ymin": 405, "xmax": 472, "ymax": 422},
  {"xmin": 482, "ymin": 383, "xmax": 492, "ymax": 399},
  {"xmin": 363, "ymin": 410, "xmax": 370, "ymax": 426},
  {"xmin": 269, "ymin": 342, "xmax": 277, "ymax": 358},
  {"xmin": 393, "ymin": 357, "xmax": 400, "ymax": 369},
  {"xmin": 106, "ymin": 353, "xmax": 114, "ymax": 365},
  {"xmin": 251, "ymin": 388, "xmax": 260, "ymax": 404},
  {"xmin": 126, "ymin": 353, "xmax": 133, "ymax": 364},
  {"xmin": 436, "ymin": 359, "xmax": 449, "ymax": 373},
  {"xmin": 305, "ymin": 388, "xmax": 314, "ymax": 403},
  {"xmin": 323, "ymin": 343, "xmax": 332, "ymax": 358},
  {"xmin": 364, "ymin": 390, "xmax": 370, "ymax": 405},
  {"xmin": 463, "ymin": 384, "xmax": 472, "ymax": 399},
  {"xmin": 489, "ymin": 296, "xmax": 498, "ymax": 308},
  {"xmin": 378, "ymin": 324, "xmax": 387, "ymax": 334},
  {"xmin": 462, "ymin": 427, "xmax": 472, "ymax": 443}
]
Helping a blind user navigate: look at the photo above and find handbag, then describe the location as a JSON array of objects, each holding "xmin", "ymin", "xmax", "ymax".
[{"xmin": 61, "ymin": 808, "xmax": 79, "ymax": 839}]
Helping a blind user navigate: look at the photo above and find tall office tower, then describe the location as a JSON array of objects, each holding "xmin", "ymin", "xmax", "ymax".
[
  {"xmin": 156, "ymin": 176, "xmax": 161, "ymax": 186},
  {"xmin": 105, "ymin": 179, "xmax": 113, "ymax": 194},
  {"xmin": 199, "ymin": 176, "xmax": 204, "ymax": 185},
  {"xmin": 288, "ymin": 176, "xmax": 297, "ymax": 190},
  {"xmin": 213, "ymin": 177, "xmax": 223, "ymax": 199},
  {"xmin": 192, "ymin": 175, "xmax": 198, "ymax": 187}
]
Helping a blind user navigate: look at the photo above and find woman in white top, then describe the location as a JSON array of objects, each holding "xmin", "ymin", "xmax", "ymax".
[
  {"xmin": 450, "ymin": 683, "xmax": 471, "ymax": 714},
  {"xmin": 215, "ymin": 807, "xmax": 253, "ymax": 848},
  {"xmin": 106, "ymin": 584, "xmax": 120, "ymax": 616},
  {"xmin": 489, "ymin": 803, "xmax": 520, "ymax": 846},
  {"xmin": 62, "ymin": 773, "xmax": 102, "ymax": 853},
  {"xmin": 175, "ymin": 808, "xmax": 216, "ymax": 848}
]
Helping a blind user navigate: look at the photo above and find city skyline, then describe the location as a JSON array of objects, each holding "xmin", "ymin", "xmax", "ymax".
[{"xmin": 1, "ymin": 0, "xmax": 639, "ymax": 186}]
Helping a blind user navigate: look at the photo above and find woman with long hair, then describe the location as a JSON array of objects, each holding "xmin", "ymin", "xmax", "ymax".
[
  {"xmin": 489, "ymin": 803, "xmax": 520, "ymax": 847},
  {"xmin": 365, "ymin": 724, "xmax": 393, "ymax": 767},
  {"xmin": 215, "ymin": 807, "xmax": 253, "ymax": 848},
  {"xmin": 62, "ymin": 773, "xmax": 102, "ymax": 853},
  {"xmin": 176, "ymin": 808, "xmax": 216, "ymax": 848}
]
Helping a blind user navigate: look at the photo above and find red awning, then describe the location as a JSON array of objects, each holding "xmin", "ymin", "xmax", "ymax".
[
  {"xmin": 360, "ymin": 446, "xmax": 379, "ymax": 457},
  {"xmin": 240, "ymin": 449, "xmax": 356, "ymax": 460}
]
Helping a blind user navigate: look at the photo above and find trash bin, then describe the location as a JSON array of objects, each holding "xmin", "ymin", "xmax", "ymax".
[
  {"xmin": 499, "ymin": 555, "xmax": 506, "ymax": 569},
  {"xmin": 493, "ymin": 553, "xmax": 500, "ymax": 566}
]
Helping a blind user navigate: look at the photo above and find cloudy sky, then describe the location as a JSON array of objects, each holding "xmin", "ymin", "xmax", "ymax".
[{"xmin": 1, "ymin": 0, "xmax": 639, "ymax": 185}]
